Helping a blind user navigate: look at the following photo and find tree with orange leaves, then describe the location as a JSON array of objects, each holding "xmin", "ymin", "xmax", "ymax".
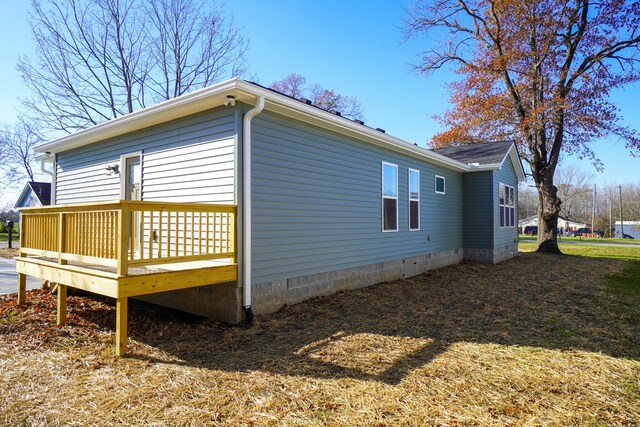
[{"xmin": 404, "ymin": 0, "xmax": 640, "ymax": 253}]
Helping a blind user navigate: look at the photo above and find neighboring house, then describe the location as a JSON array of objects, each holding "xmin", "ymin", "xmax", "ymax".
[
  {"xmin": 14, "ymin": 182, "xmax": 51, "ymax": 209},
  {"xmin": 518, "ymin": 215, "xmax": 588, "ymax": 233},
  {"xmin": 19, "ymin": 78, "xmax": 525, "ymax": 329},
  {"xmin": 615, "ymin": 221, "xmax": 640, "ymax": 239}
]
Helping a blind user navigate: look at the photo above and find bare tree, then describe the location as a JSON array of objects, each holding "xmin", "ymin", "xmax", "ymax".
[
  {"xmin": 18, "ymin": 0, "xmax": 247, "ymax": 134},
  {"xmin": 309, "ymin": 84, "xmax": 364, "ymax": 121},
  {"xmin": 270, "ymin": 74, "xmax": 364, "ymax": 120},
  {"xmin": 270, "ymin": 74, "xmax": 306, "ymax": 99},
  {"xmin": 146, "ymin": 0, "xmax": 247, "ymax": 101},
  {"xmin": 0, "ymin": 119, "xmax": 41, "ymax": 185},
  {"xmin": 517, "ymin": 184, "xmax": 538, "ymax": 220},
  {"xmin": 18, "ymin": 0, "xmax": 147, "ymax": 133},
  {"xmin": 555, "ymin": 166, "xmax": 593, "ymax": 221}
]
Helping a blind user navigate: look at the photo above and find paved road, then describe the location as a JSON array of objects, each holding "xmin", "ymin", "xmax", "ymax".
[
  {"xmin": 0, "ymin": 256, "xmax": 41, "ymax": 296},
  {"xmin": 0, "ymin": 240, "xmax": 19, "ymax": 249}
]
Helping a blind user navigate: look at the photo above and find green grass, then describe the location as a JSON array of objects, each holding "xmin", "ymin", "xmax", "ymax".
[
  {"xmin": 519, "ymin": 241, "xmax": 640, "ymax": 260},
  {"xmin": 0, "ymin": 232, "xmax": 20, "ymax": 242},
  {"xmin": 519, "ymin": 235, "xmax": 638, "ymax": 244},
  {"xmin": 606, "ymin": 260, "xmax": 640, "ymax": 292},
  {"xmin": 520, "ymin": 241, "xmax": 640, "ymax": 298}
]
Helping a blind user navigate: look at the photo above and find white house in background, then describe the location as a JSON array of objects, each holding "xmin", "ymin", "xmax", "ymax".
[
  {"xmin": 518, "ymin": 215, "xmax": 588, "ymax": 233},
  {"xmin": 615, "ymin": 221, "xmax": 640, "ymax": 239}
]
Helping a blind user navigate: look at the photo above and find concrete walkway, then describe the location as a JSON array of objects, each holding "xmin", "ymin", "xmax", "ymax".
[{"xmin": 0, "ymin": 257, "xmax": 41, "ymax": 295}]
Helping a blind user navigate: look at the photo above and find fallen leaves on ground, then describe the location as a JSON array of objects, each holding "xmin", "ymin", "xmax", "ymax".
[{"xmin": 1, "ymin": 250, "xmax": 640, "ymax": 426}]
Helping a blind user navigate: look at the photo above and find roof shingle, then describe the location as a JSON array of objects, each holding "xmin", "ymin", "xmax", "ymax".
[{"xmin": 431, "ymin": 140, "xmax": 514, "ymax": 166}]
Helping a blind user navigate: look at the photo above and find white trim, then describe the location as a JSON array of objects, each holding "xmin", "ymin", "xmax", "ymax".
[
  {"xmin": 242, "ymin": 96, "xmax": 265, "ymax": 311},
  {"xmin": 119, "ymin": 152, "xmax": 143, "ymax": 200},
  {"xmin": 34, "ymin": 78, "xmax": 473, "ymax": 174},
  {"xmin": 435, "ymin": 175, "xmax": 446, "ymax": 194},
  {"xmin": 408, "ymin": 168, "xmax": 420, "ymax": 231},
  {"xmin": 499, "ymin": 182, "xmax": 516, "ymax": 228},
  {"xmin": 382, "ymin": 161, "xmax": 399, "ymax": 232}
]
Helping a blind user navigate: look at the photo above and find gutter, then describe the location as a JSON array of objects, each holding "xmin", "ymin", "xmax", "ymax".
[
  {"xmin": 242, "ymin": 96, "xmax": 265, "ymax": 322},
  {"xmin": 39, "ymin": 153, "xmax": 56, "ymax": 205}
]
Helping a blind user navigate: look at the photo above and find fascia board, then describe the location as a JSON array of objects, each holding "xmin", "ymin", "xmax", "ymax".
[
  {"xmin": 35, "ymin": 79, "xmax": 242, "ymax": 154},
  {"xmin": 14, "ymin": 184, "xmax": 31, "ymax": 209},
  {"xmin": 499, "ymin": 143, "xmax": 527, "ymax": 181},
  {"xmin": 34, "ymin": 77, "xmax": 471, "ymax": 173}
]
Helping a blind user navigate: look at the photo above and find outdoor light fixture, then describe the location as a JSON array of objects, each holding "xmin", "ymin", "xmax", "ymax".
[
  {"xmin": 106, "ymin": 164, "xmax": 120, "ymax": 175},
  {"xmin": 224, "ymin": 95, "xmax": 236, "ymax": 106}
]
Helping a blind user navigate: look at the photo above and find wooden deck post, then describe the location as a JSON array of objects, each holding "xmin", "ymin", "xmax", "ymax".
[
  {"xmin": 58, "ymin": 213, "xmax": 68, "ymax": 265},
  {"xmin": 57, "ymin": 284, "xmax": 67, "ymax": 325},
  {"xmin": 116, "ymin": 204, "xmax": 129, "ymax": 276},
  {"xmin": 17, "ymin": 273, "xmax": 26, "ymax": 305},
  {"xmin": 116, "ymin": 297, "xmax": 128, "ymax": 356}
]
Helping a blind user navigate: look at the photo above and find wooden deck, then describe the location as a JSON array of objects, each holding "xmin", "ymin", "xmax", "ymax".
[{"xmin": 16, "ymin": 200, "xmax": 238, "ymax": 355}]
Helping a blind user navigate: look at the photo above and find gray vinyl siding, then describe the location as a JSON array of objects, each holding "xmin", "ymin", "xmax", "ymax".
[
  {"xmin": 55, "ymin": 107, "xmax": 236, "ymax": 205},
  {"xmin": 250, "ymin": 111, "xmax": 463, "ymax": 284},
  {"xmin": 19, "ymin": 190, "xmax": 42, "ymax": 208},
  {"xmin": 493, "ymin": 157, "xmax": 519, "ymax": 249},
  {"xmin": 462, "ymin": 171, "xmax": 493, "ymax": 249}
]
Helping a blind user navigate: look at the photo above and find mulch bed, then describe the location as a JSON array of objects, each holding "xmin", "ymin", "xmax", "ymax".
[{"xmin": 1, "ymin": 250, "xmax": 639, "ymax": 426}]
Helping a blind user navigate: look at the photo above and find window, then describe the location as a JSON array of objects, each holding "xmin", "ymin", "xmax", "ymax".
[
  {"xmin": 409, "ymin": 169, "xmax": 420, "ymax": 230},
  {"xmin": 382, "ymin": 162, "xmax": 398, "ymax": 231},
  {"xmin": 435, "ymin": 175, "xmax": 445, "ymax": 194},
  {"xmin": 499, "ymin": 183, "xmax": 516, "ymax": 227}
]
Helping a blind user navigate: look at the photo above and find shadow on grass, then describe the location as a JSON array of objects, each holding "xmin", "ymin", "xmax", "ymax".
[{"xmin": 122, "ymin": 252, "xmax": 640, "ymax": 384}]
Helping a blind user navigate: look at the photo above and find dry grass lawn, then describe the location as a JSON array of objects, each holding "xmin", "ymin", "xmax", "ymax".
[{"xmin": 1, "ymin": 245, "xmax": 640, "ymax": 426}]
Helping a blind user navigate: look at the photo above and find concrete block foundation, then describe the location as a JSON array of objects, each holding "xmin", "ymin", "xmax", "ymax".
[
  {"xmin": 464, "ymin": 243, "xmax": 519, "ymax": 264},
  {"xmin": 138, "ymin": 281, "xmax": 243, "ymax": 324},
  {"xmin": 251, "ymin": 248, "xmax": 464, "ymax": 316},
  {"xmin": 139, "ymin": 245, "xmax": 518, "ymax": 324}
]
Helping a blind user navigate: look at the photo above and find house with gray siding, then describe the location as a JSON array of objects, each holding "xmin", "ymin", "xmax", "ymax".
[
  {"xmin": 14, "ymin": 181, "xmax": 51, "ymax": 208},
  {"xmin": 31, "ymin": 78, "xmax": 525, "ymax": 324}
]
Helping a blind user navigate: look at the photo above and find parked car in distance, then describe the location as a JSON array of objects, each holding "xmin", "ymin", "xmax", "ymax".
[
  {"xmin": 568, "ymin": 227, "xmax": 603, "ymax": 237},
  {"xmin": 523, "ymin": 226, "xmax": 538, "ymax": 236}
]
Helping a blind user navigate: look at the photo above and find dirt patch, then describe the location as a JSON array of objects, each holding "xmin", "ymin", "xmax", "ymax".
[
  {"xmin": 0, "ymin": 248, "xmax": 19, "ymax": 258},
  {"xmin": 1, "ymin": 250, "xmax": 640, "ymax": 425}
]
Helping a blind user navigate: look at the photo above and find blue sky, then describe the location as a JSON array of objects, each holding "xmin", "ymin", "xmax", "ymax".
[{"xmin": 1, "ymin": 0, "xmax": 638, "ymax": 202}]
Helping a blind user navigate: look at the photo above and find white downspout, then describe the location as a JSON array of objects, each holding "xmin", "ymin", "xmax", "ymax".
[
  {"xmin": 242, "ymin": 96, "xmax": 265, "ymax": 320},
  {"xmin": 40, "ymin": 154, "xmax": 56, "ymax": 205}
]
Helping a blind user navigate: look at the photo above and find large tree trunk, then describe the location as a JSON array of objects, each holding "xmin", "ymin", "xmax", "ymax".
[{"xmin": 536, "ymin": 178, "xmax": 562, "ymax": 254}]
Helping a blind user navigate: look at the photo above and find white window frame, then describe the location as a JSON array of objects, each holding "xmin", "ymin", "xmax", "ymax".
[
  {"xmin": 408, "ymin": 168, "xmax": 420, "ymax": 231},
  {"xmin": 499, "ymin": 182, "xmax": 516, "ymax": 228},
  {"xmin": 435, "ymin": 175, "xmax": 446, "ymax": 194},
  {"xmin": 381, "ymin": 161, "xmax": 399, "ymax": 232}
]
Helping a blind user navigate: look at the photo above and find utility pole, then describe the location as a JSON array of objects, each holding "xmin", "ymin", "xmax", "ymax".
[
  {"xmin": 609, "ymin": 199, "xmax": 612, "ymax": 238},
  {"xmin": 591, "ymin": 184, "xmax": 596, "ymax": 238},
  {"xmin": 619, "ymin": 185, "xmax": 624, "ymax": 238}
]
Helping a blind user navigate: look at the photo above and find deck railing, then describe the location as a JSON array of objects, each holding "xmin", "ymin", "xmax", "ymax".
[{"xmin": 19, "ymin": 200, "xmax": 236, "ymax": 275}]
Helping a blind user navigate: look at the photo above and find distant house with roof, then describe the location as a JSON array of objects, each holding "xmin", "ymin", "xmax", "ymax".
[
  {"xmin": 14, "ymin": 182, "xmax": 51, "ymax": 209},
  {"xmin": 17, "ymin": 78, "xmax": 525, "ymax": 355},
  {"xmin": 518, "ymin": 215, "xmax": 588, "ymax": 234}
]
